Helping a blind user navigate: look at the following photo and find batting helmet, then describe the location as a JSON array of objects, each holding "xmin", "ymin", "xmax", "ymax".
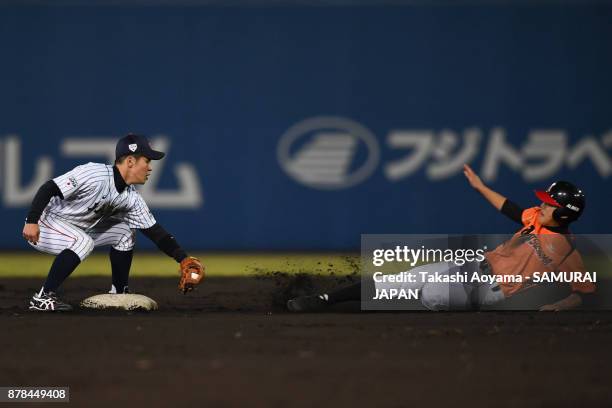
[{"xmin": 535, "ymin": 181, "xmax": 585, "ymax": 224}]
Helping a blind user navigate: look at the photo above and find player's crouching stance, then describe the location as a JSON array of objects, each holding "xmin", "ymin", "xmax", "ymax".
[
  {"xmin": 288, "ymin": 164, "xmax": 594, "ymax": 312},
  {"xmin": 22, "ymin": 134, "xmax": 204, "ymax": 312}
]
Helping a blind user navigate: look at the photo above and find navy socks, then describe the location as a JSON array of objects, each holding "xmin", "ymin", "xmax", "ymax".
[
  {"xmin": 110, "ymin": 247, "xmax": 133, "ymax": 293},
  {"xmin": 43, "ymin": 249, "xmax": 81, "ymax": 292}
]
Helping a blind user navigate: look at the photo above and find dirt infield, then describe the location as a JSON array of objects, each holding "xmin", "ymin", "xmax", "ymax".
[{"xmin": 1, "ymin": 276, "xmax": 612, "ymax": 407}]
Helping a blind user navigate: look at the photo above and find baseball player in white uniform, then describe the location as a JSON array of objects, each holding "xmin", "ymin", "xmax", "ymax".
[{"xmin": 22, "ymin": 134, "xmax": 204, "ymax": 311}]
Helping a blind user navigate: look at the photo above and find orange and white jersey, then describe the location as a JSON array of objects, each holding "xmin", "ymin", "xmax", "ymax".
[{"xmin": 485, "ymin": 207, "xmax": 596, "ymax": 297}]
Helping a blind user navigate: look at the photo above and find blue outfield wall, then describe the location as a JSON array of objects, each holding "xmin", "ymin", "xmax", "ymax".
[{"xmin": 0, "ymin": 4, "xmax": 611, "ymax": 250}]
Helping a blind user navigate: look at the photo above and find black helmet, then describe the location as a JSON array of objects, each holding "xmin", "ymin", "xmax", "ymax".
[{"xmin": 535, "ymin": 181, "xmax": 585, "ymax": 224}]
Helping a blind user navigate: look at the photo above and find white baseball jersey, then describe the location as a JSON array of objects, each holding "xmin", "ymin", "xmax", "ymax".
[
  {"xmin": 31, "ymin": 162, "xmax": 156, "ymax": 260},
  {"xmin": 48, "ymin": 162, "xmax": 156, "ymax": 231}
]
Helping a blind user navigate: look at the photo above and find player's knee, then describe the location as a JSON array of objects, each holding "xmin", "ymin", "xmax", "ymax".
[
  {"xmin": 420, "ymin": 283, "xmax": 450, "ymax": 311},
  {"xmin": 114, "ymin": 229, "xmax": 135, "ymax": 251},
  {"xmin": 73, "ymin": 235, "xmax": 95, "ymax": 260}
]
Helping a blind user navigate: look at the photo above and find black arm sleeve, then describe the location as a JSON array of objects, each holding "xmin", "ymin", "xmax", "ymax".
[
  {"xmin": 26, "ymin": 180, "xmax": 63, "ymax": 223},
  {"xmin": 140, "ymin": 223, "xmax": 187, "ymax": 263},
  {"xmin": 500, "ymin": 199, "xmax": 524, "ymax": 225}
]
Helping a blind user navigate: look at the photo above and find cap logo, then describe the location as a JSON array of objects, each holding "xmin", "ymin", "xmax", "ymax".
[
  {"xmin": 566, "ymin": 204, "xmax": 580, "ymax": 212},
  {"xmin": 128, "ymin": 144, "xmax": 137, "ymax": 152}
]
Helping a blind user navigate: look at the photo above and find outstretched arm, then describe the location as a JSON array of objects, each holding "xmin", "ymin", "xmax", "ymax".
[
  {"xmin": 463, "ymin": 164, "xmax": 506, "ymax": 210},
  {"xmin": 463, "ymin": 164, "xmax": 524, "ymax": 224},
  {"xmin": 140, "ymin": 223, "xmax": 205, "ymax": 294},
  {"xmin": 140, "ymin": 223, "xmax": 187, "ymax": 262}
]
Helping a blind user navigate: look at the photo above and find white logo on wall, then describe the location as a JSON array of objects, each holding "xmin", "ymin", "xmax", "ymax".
[
  {"xmin": 0, "ymin": 135, "xmax": 204, "ymax": 208},
  {"xmin": 277, "ymin": 117, "xmax": 381, "ymax": 189},
  {"xmin": 279, "ymin": 118, "xmax": 612, "ymax": 188}
]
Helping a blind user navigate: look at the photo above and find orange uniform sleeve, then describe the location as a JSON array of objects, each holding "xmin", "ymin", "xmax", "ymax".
[{"xmin": 521, "ymin": 207, "xmax": 539, "ymax": 226}]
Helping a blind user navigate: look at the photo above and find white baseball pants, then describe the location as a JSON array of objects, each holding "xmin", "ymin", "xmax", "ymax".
[{"xmin": 31, "ymin": 213, "xmax": 135, "ymax": 260}]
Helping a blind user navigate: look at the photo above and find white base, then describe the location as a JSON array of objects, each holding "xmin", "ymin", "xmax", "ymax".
[{"xmin": 80, "ymin": 294, "xmax": 158, "ymax": 311}]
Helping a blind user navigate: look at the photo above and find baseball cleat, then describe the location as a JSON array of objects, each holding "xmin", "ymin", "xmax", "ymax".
[
  {"xmin": 29, "ymin": 289, "xmax": 73, "ymax": 312},
  {"xmin": 109, "ymin": 285, "xmax": 131, "ymax": 294},
  {"xmin": 287, "ymin": 294, "xmax": 330, "ymax": 312}
]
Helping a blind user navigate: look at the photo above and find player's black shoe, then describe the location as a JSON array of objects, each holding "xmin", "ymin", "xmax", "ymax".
[
  {"xmin": 28, "ymin": 289, "xmax": 73, "ymax": 312},
  {"xmin": 287, "ymin": 294, "xmax": 330, "ymax": 312}
]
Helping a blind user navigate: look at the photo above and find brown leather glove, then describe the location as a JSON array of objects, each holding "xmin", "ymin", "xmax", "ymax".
[{"xmin": 178, "ymin": 256, "xmax": 205, "ymax": 294}]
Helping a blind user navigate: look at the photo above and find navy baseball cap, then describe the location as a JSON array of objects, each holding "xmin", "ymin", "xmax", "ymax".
[{"xmin": 115, "ymin": 134, "xmax": 165, "ymax": 160}]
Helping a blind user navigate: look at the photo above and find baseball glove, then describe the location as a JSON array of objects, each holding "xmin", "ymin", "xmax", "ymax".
[{"xmin": 178, "ymin": 256, "xmax": 205, "ymax": 294}]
